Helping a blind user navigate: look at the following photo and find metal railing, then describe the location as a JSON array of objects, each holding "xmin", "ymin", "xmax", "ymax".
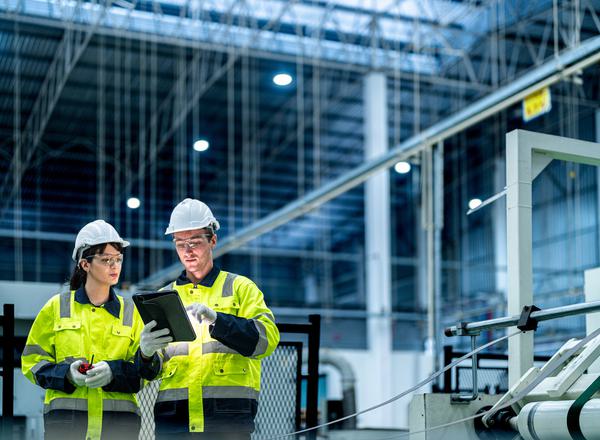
[
  {"xmin": 1, "ymin": 304, "xmax": 15, "ymax": 439},
  {"xmin": 444, "ymin": 300, "xmax": 600, "ymax": 337},
  {"xmin": 436, "ymin": 345, "xmax": 550, "ymax": 395}
]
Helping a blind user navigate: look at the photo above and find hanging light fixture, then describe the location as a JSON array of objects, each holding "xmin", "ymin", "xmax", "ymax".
[
  {"xmin": 394, "ymin": 161, "xmax": 411, "ymax": 174},
  {"xmin": 193, "ymin": 139, "xmax": 210, "ymax": 152},
  {"xmin": 273, "ymin": 73, "xmax": 293, "ymax": 87},
  {"xmin": 127, "ymin": 197, "xmax": 141, "ymax": 209}
]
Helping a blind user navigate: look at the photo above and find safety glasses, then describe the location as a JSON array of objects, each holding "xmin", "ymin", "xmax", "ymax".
[
  {"xmin": 86, "ymin": 254, "xmax": 124, "ymax": 267},
  {"xmin": 173, "ymin": 234, "xmax": 213, "ymax": 251}
]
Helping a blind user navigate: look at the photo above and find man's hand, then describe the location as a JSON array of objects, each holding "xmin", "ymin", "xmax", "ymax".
[
  {"xmin": 186, "ymin": 303, "xmax": 217, "ymax": 325},
  {"xmin": 140, "ymin": 320, "xmax": 173, "ymax": 358},
  {"xmin": 85, "ymin": 361, "xmax": 113, "ymax": 388},
  {"xmin": 67, "ymin": 360, "xmax": 87, "ymax": 387}
]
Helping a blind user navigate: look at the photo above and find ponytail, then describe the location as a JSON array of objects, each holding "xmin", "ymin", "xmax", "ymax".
[{"xmin": 69, "ymin": 264, "xmax": 87, "ymax": 290}]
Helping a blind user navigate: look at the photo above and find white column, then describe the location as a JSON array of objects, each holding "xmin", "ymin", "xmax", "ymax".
[
  {"xmin": 506, "ymin": 130, "xmax": 534, "ymax": 386},
  {"xmin": 364, "ymin": 71, "xmax": 394, "ymax": 428},
  {"xmin": 584, "ymin": 268, "xmax": 600, "ymax": 373},
  {"xmin": 596, "ymin": 108, "xmax": 600, "ymax": 276},
  {"xmin": 493, "ymin": 156, "xmax": 507, "ymax": 307},
  {"xmin": 590, "ymin": 109, "xmax": 600, "ymax": 374}
]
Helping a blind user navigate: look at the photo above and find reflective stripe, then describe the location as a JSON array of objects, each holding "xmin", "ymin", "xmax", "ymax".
[
  {"xmin": 44, "ymin": 398, "xmax": 139, "ymax": 415},
  {"xmin": 164, "ymin": 343, "xmax": 189, "ymax": 361},
  {"xmin": 22, "ymin": 344, "xmax": 51, "ymax": 358},
  {"xmin": 103, "ymin": 399, "xmax": 140, "ymax": 415},
  {"xmin": 202, "ymin": 386, "xmax": 259, "ymax": 400},
  {"xmin": 252, "ymin": 312, "xmax": 275, "ymax": 323},
  {"xmin": 64, "ymin": 356, "xmax": 86, "ymax": 364},
  {"xmin": 159, "ymin": 282, "xmax": 174, "ymax": 292},
  {"xmin": 222, "ymin": 273, "xmax": 238, "ymax": 297},
  {"xmin": 59, "ymin": 292, "xmax": 71, "ymax": 318},
  {"xmin": 202, "ymin": 341, "xmax": 238, "ymax": 355},
  {"xmin": 251, "ymin": 320, "xmax": 269, "ymax": 358},
  {"xmin": 44, "ymin": 398, "xmax": 87, "ymax": 413},
  {"xmin": 31, "ymin": 360, "xmax": 51, "ymax": 379},
  {"xmin": 157, "ymin": 388, "xmax": 188, "ymax": 402},
  {"xmin": 122, "ymin": 298, "xmax": 134, "ymax": 327}
]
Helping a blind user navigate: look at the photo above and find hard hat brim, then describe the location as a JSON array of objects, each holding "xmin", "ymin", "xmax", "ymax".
[
  {"xmin": 164, "ymin": 225, "xmax": 218, "ymax": 235},
  {"xmin": 72, "ymin": 239, "xmax": 130, "ymax": 261}
]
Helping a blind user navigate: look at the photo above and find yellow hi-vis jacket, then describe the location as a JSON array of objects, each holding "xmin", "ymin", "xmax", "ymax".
[
  {"xmin": 155, "ymin": 267, "xmax": 279, "ymax": 434},
  {"xmin": 22, "ymin": 288, "xmax": 161, "ymax": 440}
]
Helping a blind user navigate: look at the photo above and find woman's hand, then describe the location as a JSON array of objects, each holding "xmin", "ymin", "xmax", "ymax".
[{"xmin": 84, "ymin": 361, "xmax": 113, "ymax": 388}]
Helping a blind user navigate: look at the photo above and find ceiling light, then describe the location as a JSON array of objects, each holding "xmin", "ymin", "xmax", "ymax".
[
  {"xmin": 273, "ymin": 73, "xmax": 293, "ymax": 87},
  {"xmin": 394, "ymin": 161, "xmax": 411, "ymax": 174},
  {"xmin": 127, "ymin": 197, "xmax": 141, "ymax": 209},
  {"xmin": 468, "ymin": 198, "xmax": 482, "ymax": 210},
  {"xmin": 193, "ymin": 139, "xmax": 209, "ymax": 152}
]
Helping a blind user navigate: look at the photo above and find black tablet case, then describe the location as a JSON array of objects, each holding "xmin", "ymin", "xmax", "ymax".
[{"xmin": 132, "ymin": 290, "xmax": 196, "ymax": 342}]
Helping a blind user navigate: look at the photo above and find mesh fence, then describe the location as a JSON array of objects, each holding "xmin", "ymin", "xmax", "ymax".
[
  {"xmin": 136, "ymin": 342, "xmax": 301, "ymax": 439},
  {"xmin": 252, "ymin": 343, "xmax": 300, "ymax": 439},
  {"xmin": 137, "ymin": 378, "xmax": 161, "ymax": 440},
  {"xmin": 456, "ymin": 366, "xmax": 509, "ymax": 394}
]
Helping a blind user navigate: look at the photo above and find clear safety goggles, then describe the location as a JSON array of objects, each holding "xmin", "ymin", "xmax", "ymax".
[
  {"xmin": 173, "ymin": 234, "xmax": 213, "ymax": 251},
  {"xmin": 85, "ymin": 254, "xmax": 124, "ymax": 267}
]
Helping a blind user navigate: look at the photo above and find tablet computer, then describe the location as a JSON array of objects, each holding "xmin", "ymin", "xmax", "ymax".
[{"xmin": 132, "ymin": 290, "xmax": 196, "ymax": 342}]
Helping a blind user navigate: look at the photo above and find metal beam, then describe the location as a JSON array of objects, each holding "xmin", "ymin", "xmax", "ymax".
[
  {"xmin": 0, "ymin": 0, "xmax": 443, "ymax": 74},
  {"xmin": 122, "ymin": 1, "xmax": 294, "ymax": 196},
  {"xmin": 505, "ymin": 130, "xmax": 600, "ymax": 385},
  {"xmin": 138, "ymin": 33, "xmax": 600, "ymax": 287},
  {"xmin": 0, "ymin": 0, "xmax": 107, "ymax": 218}
]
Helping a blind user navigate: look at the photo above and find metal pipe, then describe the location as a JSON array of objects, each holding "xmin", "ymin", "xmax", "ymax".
[
  {"xmin": 306, "ymin": 314, "xmax": 321, "ymax": 440},
  {"xmin": 451, "ymin": 335, "xmax": 479, "ymax": 402},
  {"xmin": 444, "ymin": 300, "xmax": 600, "ymax": 337},
  {"xmin": 139, "ymin": 34, "xmax": 600, "ymax": 287},
  {"xmin": 2, "ymin": 304, "xmax": 15, "ymax": 439}
]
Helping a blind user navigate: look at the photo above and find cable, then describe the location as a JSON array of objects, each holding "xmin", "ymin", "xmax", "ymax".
[
  {"xmin": 267, "ymin": 330, "xmax": 522, "ymax": 439},
  {"xmin": 269, "ymin": 325, "xmax": 600, "ymax": 439},
  {"xmin": 366, "ymin": 325, "xmax": 600, "ymax": 440}
]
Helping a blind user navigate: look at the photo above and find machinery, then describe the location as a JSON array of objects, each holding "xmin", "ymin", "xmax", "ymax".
[
  {"xmin": 409, "ymin": 131, "xmax": 600, "ymax": 439},
  {"xmin": 410, "ymin": 300, "xmax": 600, "ymax": 440},
  {"xmin": 483, "ymin": 322, "xmax": 600, "ymax": 439}
]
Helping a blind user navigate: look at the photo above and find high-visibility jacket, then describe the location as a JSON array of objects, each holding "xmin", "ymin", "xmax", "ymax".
[
  {"xmin": 22, "ymin": 287, "xmax": 161, "ymax": 440},
  {"xmin": 155, "ymin": 267, "xmax": 280, "ymax": 434}
]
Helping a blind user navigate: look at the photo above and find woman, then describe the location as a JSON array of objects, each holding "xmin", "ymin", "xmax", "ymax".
[{"xmin": 21, "ymin": 220, "xmax": 172, "ymax": 440}]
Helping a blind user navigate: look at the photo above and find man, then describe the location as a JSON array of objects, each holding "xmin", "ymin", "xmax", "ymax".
[{"xmin": 154, "ymin": 198, "xmax": 280, "ymax": 439}]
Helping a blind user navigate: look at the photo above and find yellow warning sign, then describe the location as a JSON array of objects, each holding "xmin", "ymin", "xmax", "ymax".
[{"xmin": 522, "ymin": 87, "xmax": 552, "ymax": 122}]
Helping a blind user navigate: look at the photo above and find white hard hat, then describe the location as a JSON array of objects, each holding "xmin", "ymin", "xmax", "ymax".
[
  {"xmin": 72, "ymin": 220, "xmax": 130, "ymax": 261},
  {"xmin": 164, "ymin": 198, "xmax": 220, "ymax": 235}
]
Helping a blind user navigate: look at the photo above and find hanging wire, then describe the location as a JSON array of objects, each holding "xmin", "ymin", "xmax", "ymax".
[
  {"xmin": 175, "ymin": 43, "xmax": 186, "ymax": 201},
  {"xmin": 191, "ymin": 44, "xmax": 199, "ymax": 198},
  {"xmin": 227, "ymin": 49, "xmax": 236, "ymax": 235},
  {"xmin": 97, "ymin": 33, "xmax": 106, "ymax": 220},
  {"xmin": 296, "ymin": 41, "xmax": 305, "ymax": 199},
  {"xmin": 242, "ymin": 38, "xmax": 250, "ymax": 230},
  {"xmin": 149, "ymin": 32, "xmax": 160, "ymax": 275},
  {"xmin": 138, "ymin": 36, "xmax": 147, "ymax": 281},
  {"xmin": 13, "ymin": 19, "xmax": 23, "ymax": 281},
  {"xmin": 125, "ymin": 33, "xmax": 133, "ymax": 282},
  {"xmin": 251, "ymin": 55, "xmax": 261, "ymax": 282},
  {"xmin": 114, "ymin": 30, "xmax": 122, "ymax": 237}
]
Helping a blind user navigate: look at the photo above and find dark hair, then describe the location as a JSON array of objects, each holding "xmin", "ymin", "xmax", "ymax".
[{"xmin": 69, "ymin": 242, "xmax": 124, "ymax": 290}]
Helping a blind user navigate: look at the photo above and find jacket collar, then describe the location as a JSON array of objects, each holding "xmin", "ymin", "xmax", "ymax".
[
  {"xmin": 74, "ymin": 286, "xmax": 121, "ymax": 319},
  {"xmin": 176, "ymin": 265, "xmax": 221, "ymax": 288}
]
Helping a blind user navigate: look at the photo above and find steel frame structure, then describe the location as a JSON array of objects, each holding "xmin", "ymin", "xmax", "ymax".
[{"xmin": 139, "ymin": 32, "xmax": 600, "ymax": 287}]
